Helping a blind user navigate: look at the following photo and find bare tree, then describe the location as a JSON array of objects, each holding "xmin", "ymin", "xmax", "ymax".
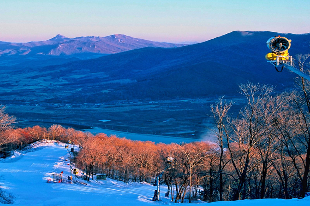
[
  {"xmin": 225, "ymin": 83, "xmax": 280, "ymax": 200},
  {"xmin": 0, "ymin": 106, "xmax": 15, "ymax": 132},
  {"xmin": 0, "ymin": 106, "xmax": 16, "ymax": 153},
  {"xmin": 288, "ymin": 54, "xmax": 310, "ymax": 198},
  {"xmin": 48, "ymin": 124, "xmax": 67, "ymax": 141},
  {"xmin": 211, "ymin": 97, "xmax": 232, "ymax": 201}
]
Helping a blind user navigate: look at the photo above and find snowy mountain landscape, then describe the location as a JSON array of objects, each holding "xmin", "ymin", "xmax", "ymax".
[
  {"xmin": 1, "ymin": 29, "xmax": 310, "ymax": 206},
  {"xmin": 2, "ymin": 0, "xmax": 310, "ymax": 205},
  {"xmin": 1, "ymin": 140, "xmax": 310, "ymax": 206},
  {"xmin": 0, "ymin": 28, "xmax": 310, "ymax": 206}
]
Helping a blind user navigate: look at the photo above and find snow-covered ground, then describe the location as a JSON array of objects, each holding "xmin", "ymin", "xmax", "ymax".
[{"xmin": 0, "ymin": 141, "xmax": 309, "ymax": 206}]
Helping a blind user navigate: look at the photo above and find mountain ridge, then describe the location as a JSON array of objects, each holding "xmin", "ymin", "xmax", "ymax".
[{"xmin": 0, "ymin": 34, "xmax": 185, "ymax": 57}]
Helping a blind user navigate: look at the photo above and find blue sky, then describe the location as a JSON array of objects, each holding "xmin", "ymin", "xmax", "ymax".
[{"xmin": 0, "ymin": 0, "xmax": 309, "ymax": 43}]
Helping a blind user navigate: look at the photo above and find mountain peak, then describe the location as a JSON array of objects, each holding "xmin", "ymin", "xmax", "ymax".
[
  {"xmin": 110, "ymin": 34, "xmax": 129, "ymax": 39},
  {"xmin": 50, "ymin": 34, "xmax": 69, "ymax": 41}
]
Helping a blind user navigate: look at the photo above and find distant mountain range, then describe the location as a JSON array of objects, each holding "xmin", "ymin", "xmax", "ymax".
[
  {"xmin": 0, "ymin": 34, "xmax": 185, "ymax": 67},
  {"xmin": 1, "ymin": 31, "xmax": 309, "ymax": 104},
  {"xmin": 0, "ymin": 34, "xmax": 184, "ymax": 56}
]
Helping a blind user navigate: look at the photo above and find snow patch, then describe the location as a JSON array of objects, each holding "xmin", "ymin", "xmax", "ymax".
[{"xmin": 240, "ymin": 31, "xmax": 254, "ymax": 36}]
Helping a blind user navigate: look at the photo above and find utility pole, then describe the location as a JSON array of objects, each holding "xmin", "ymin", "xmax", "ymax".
[
  {"xmin": 157, "ymin": 175, "xmax": 160, "ymax": 201},
  {"xmin": 152, "ymin": 174, "xmax": 161, "ymax": 201},
  {"xmin": 189, "ymin": 164, "xmax": 192, "ymax": 203}
]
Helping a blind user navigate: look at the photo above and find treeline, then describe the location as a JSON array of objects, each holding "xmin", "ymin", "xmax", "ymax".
[
  {"xmin": 74, "ymin": 134, "xmax": 214, "ymax": 203},
  {"xmin": 0, "ymin": 120, "xmax": 90, "ymax": 157}
]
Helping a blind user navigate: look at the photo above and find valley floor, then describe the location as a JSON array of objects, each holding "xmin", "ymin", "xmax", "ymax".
[{"xmin": 0, "ymin": 141, "xmax": 309, "ymax": 206}]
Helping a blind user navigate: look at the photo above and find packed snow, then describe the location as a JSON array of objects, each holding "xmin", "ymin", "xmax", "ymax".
[{"xmin": 0, "ymin": 141, "xmax": 309, "ymax": 205}]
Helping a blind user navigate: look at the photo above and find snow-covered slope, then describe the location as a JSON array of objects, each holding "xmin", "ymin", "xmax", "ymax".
[{"xmin": 0, "ymin": 141, "xmax": 309, "ymax": 205}]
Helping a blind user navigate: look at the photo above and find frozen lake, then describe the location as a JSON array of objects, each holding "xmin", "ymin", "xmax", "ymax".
[{"xmin": 83, "ymin": 127, "xmax": 199, "ymax": 144}]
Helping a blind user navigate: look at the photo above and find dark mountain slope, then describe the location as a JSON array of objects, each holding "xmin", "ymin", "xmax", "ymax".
[
  {"xmin": 43, "ymin": 31, "xmax": 309, "ymax": 102},
  {"xmin": 122, "ymin": 31, "xmax": 310, "ymax": 99}
]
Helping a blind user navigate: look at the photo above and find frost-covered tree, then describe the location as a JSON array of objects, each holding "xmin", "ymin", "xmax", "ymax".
[
  {"xmin": 0, "ymin": 106, "xmax": 15, "ymax": 132},
  {"xmin": 0, "ymin": 106, "xmax": 16, "ymax": 150}
]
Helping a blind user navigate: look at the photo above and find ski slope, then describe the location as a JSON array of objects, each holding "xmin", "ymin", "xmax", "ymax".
[{"xmin": 0, "ymin": 141, "xmax": 309, "ymax": 205}]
